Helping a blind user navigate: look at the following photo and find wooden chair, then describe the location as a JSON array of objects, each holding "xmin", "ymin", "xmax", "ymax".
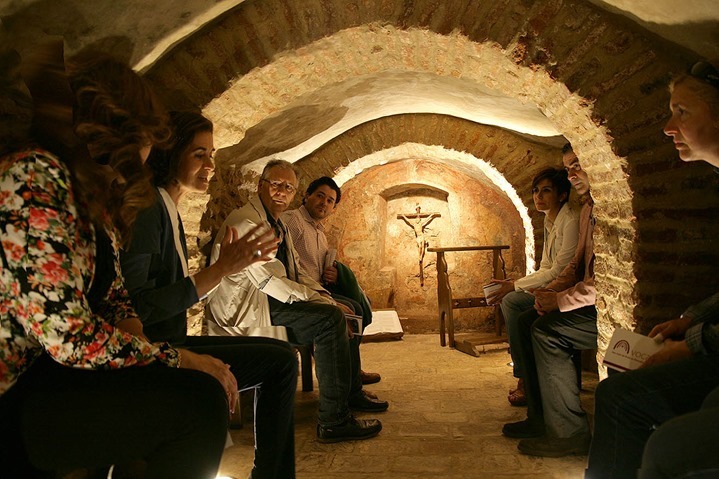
[{"xmin": 428, "ymin": 245, "xmax": 510, "ymax": 356}]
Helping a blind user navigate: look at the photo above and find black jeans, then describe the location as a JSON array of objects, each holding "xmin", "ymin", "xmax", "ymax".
[
  {"xmin": 332, "ymin": 293, "xmax": 364, "ymax": 397},
  {"xmin": 182, "ymin": 335, "xmax": 297, "ymax": 479},
  {"xmin": 586, "ymin": 353, "xmax": 719, "ymax": 479},
  {"xmin": 0, "ymin": 355, "xmax": 228, "ymax": 479}
]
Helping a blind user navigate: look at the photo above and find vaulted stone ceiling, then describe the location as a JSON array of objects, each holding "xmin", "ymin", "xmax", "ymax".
[{"xmin": 3, "ymin": 1, "xmax": 717, "ymax": 160}]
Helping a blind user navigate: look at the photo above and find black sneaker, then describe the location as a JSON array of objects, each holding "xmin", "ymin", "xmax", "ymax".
[
  {"xmin": 317, "ymin": 416, "xmax": 382, "ymax": 443},
  {"xmin": 348, "ymin": 390, "xmax": 389, "ymax": 412},
  {"xmin": 502, "ymin": 419, "xmax": 545, "ymax": 438}
]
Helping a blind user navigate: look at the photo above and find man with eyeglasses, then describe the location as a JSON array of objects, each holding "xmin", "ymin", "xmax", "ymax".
[
  {"xmin": 207, "ymin": 159, "xmax": 384, "ymax": 443},
  {"xmin": 502, "ymin": 143, "xmax": 598, "ymax": 458}
]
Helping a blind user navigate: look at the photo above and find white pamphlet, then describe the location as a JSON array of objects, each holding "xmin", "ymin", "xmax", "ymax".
[
  {"xmin": 482, "ymin": 282, "xmax": 504, "ymax": 304},
  {"xmin": 603, "ymin": 328, "xmax": 664, "ymax": 372},
  {"xmin": 324, "ymin": 248, "xmax": 337, "ymax": 270}
]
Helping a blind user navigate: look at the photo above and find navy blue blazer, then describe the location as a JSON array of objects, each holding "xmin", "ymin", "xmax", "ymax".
[{"xmin": 120, "ymin": 190, "xmax": 199, "ymax": 344}]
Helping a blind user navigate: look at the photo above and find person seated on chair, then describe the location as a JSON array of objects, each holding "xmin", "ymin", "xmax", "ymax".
[
  {"xmin": 0, "ymin": 41, "xmax": 232, "ymax": 478},
  {"xmin": 586, "ymin": 59, "xmax": 719, "ymax": 479},
  {"xmin": 206, "ymin": 159, "xmax": 388, "ymax": 443},
  {"xmin": 120, "ymin": 111, "xmax": 298, "ymax": 478},
  {"xmin": 487, "ymin": 164, "xmax": 579, "ymax": 407},
  {"xmin": 282, "ymin": 176, "xmax": 382, "ymax": 387},
  {"xmin": 501, "ymin": 144, "xmax": 597, "ymax": 459}
]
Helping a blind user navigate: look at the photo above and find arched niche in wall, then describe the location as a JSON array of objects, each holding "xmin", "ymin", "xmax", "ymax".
[{"xmin": 325, "ymin": 157, "xmax": 525, "ymax": 334}]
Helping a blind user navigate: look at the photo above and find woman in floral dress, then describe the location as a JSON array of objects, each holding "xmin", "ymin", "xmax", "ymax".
[{"xmin": 0, "ymin": 43, "xmax": 238, "ymax": 478}]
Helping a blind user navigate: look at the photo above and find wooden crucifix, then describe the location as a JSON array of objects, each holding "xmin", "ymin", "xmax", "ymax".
[{"xmin": 398, "ymin": 204, "xmax": 441, "ymax": 286}]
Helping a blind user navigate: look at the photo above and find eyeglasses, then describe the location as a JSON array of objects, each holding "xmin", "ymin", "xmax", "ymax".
[
  {"xmin": 261, "ymin": 179, "xmax": 297, "ymax": 194},
  {"xmin": 689, "ymin": 61, "xmax": 719, "ymax": 90}
]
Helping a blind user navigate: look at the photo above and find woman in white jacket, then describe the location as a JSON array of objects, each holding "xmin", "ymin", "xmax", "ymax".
[{"xmin": 488, "ymin": 165, "xmax": 580, "ymax": 406}]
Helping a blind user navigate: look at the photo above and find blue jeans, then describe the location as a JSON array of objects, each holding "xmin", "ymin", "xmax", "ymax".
[
  {"xmin": 268, "ymin": 297, "xmax": 352, "ymax": 426},
  {"xmin": 586, "ymin": 353, "xmax": 719, "ymax": 479},
  {"xmin": 501, "ymin": 291, "xmax": 536, "ymax": 378}
]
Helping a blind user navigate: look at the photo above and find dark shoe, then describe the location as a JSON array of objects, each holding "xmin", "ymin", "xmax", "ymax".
[
  {"xmin": 316, "ymin": 415, "xmax": 382, "ymax": 443},
  {"xmin": 349, "ymin": 390, "xmax": 389, "ymax": 412},
  {"xmin": 502, "ymin": 419, "xmax": 544, "ymax": 438},
  {"xmin": 361, "ymin": 370, "xmax": 381, "ymax": 384},
  {"xmin": 518, "ymin": 432, "xmax": 591, "ymax": 457}
]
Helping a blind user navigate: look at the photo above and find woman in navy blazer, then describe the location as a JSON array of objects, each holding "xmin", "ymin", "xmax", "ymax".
[{"xmin": 121, "ymin": 111, "xmax": 297, "ymax": 479}]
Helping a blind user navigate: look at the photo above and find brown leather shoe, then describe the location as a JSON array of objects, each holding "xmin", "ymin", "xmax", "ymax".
[{"xmin": 361, "ymin": 370, "xmax": 381, "ymax": 385}]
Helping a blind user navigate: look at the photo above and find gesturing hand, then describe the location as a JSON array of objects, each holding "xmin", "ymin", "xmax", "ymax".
[
  {"xmin": 216, "ymin": 222, "xmax": 279, "ymax": 276},
  {"xmin": 178, "ymin": 348, "xmax": 238, "ymax": 414}
]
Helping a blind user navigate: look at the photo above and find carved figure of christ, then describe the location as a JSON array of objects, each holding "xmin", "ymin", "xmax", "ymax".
[{"xmin": 397, "ymin": 205, "xmax": 441, "ymax": 286}]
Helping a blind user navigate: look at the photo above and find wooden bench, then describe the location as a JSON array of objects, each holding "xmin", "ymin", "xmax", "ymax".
[{"xmin": 428, "ymin": 245, "xmax": 510, "ymax": 356}]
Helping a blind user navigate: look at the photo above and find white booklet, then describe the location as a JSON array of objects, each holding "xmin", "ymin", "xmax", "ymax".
[
  {"xmin": 324, "ymin": 248, "xmax": 337, "ymax": 270},
  {"xmin": 603, "ymin": 328, "xmax": 664, "ymax": 372}
]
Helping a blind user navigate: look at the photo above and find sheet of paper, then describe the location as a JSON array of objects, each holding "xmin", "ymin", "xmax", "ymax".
[{"xmin": 603, "ymin": 328, "xmax": 664, "ymax": 372}]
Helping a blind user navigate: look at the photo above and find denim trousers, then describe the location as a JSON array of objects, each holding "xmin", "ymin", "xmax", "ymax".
[
  {"xmin": 183, "ymin": 335, "xmax": 297, "ymax": 479},
  {"xmin": 514, "ymin": 305, "xmax": 597, "ymax": 436},
  {"xmin": 333, "ymin": 293, "xmax": 364, "ymax": 397},
  {"xmin": 501, "ymin": 291, "xmax": 536, "ymax": 378},
  {"xmin": 586, "ymin": 352, "xmax": 719, "ymax": 479},
  {"xmin": 268, "ymin": 297, "xmax": 352, "ymax": 426}
]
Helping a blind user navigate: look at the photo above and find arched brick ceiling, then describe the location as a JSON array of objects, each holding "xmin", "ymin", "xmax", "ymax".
[{"xmin": 3, "ymin": 1, "xmax": 717, "ymax": 68}]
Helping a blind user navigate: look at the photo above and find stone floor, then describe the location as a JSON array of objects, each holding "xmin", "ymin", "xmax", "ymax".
[{"xmin": 218, "ymin": 333, "xmax": 598, "ymax": 479}]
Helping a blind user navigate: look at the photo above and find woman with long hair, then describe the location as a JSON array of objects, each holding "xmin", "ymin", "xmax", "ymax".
[
  {"xmin": 121, "ymin": 110, "xmax": 297, "ymax": 479},
  {"xmin": 1, "ymin": 40, "xmax": 236, "ymax": 478},
  {"xmin": 488, "ymin": 164, "xmax": 579, "ymax": 408}
]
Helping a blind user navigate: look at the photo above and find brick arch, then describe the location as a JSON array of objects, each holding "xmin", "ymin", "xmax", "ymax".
[
  {"xmin": 157, "ymin": 0, "xmax": 718, "ymax": 356},
  {"xmin": 329, "ymin": 143, "xmax": 537, "ymax": 275}
]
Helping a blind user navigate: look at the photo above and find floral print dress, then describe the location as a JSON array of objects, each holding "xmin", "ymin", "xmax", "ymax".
[{"xmin": 0, "ymin": 148, "xmax": 179, "ymax": 396}]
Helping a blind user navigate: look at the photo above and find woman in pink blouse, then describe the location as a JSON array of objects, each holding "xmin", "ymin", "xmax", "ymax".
[{"xmin": 0, "ymin": 42, "xmax": 240, "ymax": 478}]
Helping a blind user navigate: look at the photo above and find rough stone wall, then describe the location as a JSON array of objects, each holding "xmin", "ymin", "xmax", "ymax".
[{"xmin": 150, "ymin": 0, "xmax": 719, "ymax": 357}]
